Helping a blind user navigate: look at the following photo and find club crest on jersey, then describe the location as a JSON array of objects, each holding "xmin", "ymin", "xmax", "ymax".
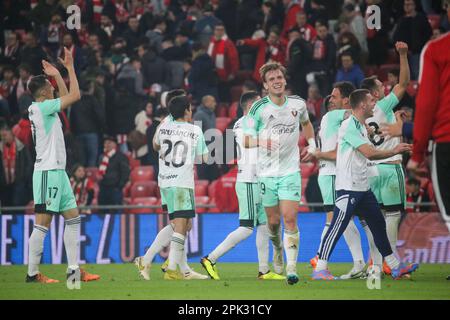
[{"xmin": 291, "ymin": 110, "xmax": 298, "ymax": 117}]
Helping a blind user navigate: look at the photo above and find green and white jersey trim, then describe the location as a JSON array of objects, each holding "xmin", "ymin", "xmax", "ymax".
[{"xmin": 28, "ymin": 98, "xmax": 66, "ymax": 170}]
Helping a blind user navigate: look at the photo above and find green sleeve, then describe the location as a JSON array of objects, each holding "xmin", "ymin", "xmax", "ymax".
[
  {"xmin": 196, "ymin": 131, "xmax": 208, "ymax": 156},
  {"xmin": 377, "ymin": 92, "xmax": 399, "ymax": 114},
  {"xmin": 344, "ymin": 121, "xmax": 367, "ymax": 149},
  {"xmin": 38, "ymin": 98, "xmax": 61, "ymax": 115}
]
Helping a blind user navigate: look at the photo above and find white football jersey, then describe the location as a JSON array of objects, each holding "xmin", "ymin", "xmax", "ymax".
[
  {"xmin": 336, "ymin": 115, "xmax": 372, "ymax": 192},
  {"xmin": 243, "ymin": 95, "xmax": 309, "ymax": 177},
  {"xmin": 234, "ymin": 116, "xmax": 258, "ymax": 183},
  {"xmin": 28, "ymin": 98, "xmax": 66, "ymax": 170},
  {"xmin": 366, "ymin": 92, "xmax": 401, "ymax": 163},
  {"xmin": 156, "ymin": 120, "xmax": 208, "ymax": 189},
  {"xmin": 318, "ymin": 109, "xmax": 350, "ymax": 176}
]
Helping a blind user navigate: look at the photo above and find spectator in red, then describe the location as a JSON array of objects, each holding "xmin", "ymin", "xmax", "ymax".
[
  {"xmin": 0, "ymin": 124, "xmax": 33, "ymax": 206},
  {"xmin": 281, "ymin": 0, "xmax": 303, "ymax": 39},
  {"xmin": 405, "ymin": 178, "xmax": 430, "ymax": 213},
  {"xmin": 296, "ymin": 11, "xmax": 316, "ymax": 43},
  {"xmin": 207, "ymin": 22, "xmax": 239, "ymax": 102},
  {"xmin": 236, "ymin": 27, "xmax": 286, "ymax": 83},
  {"xmin": 12, "ymin": 94, "xmax": 33, "ymax": 149},
  {"xmin": 408, "ymin": 2, "xmax": 450, "ymax": 240},
  {"xmin": 70, "ymin": 164, "xmax": 96, "ymax": 214}
]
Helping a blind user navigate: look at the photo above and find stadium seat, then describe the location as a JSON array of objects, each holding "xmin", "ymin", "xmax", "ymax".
[
  {"xmin": 195, "ymin": 196, "xmax": 210, "ymax": 213},
  {"xmin": 126, "ymin": 197, "xmax": 158, "ymax": 214},
  {"xmin": 85, "ymin": 167, "xmax": 100, "ymax": 182},
  {"xmin": 128, "ymin": 157, "xmax": 141, "ymax": 169},
  {"xmin": 376, "ymin": 64, "xmax": 399, "ymax": 82},
  {"xmin": 427, "ymin": 14, "xmax": 441, "ymax": 29},
  {"xmin": 228, "ymin": 102, "xmax": 239, "ymax": 119},
  {"xmin": 207, "ymin": 180, "xmax": 221, "ymax": 212},
  {"xmin": 130, "ymin": 166, "xmax": 155, "ymax": 182},
  {"xmin": 130, "ymin": 181, "xmax": 158, "ymax": 199},
  {"xmin": 216, "ymin": 103, "xmax": 228, "ymax": 117},
  {"xmin": 406, "ymin": 80, "xmax": 418, "ymax": 97},
  {"xmin": 195, "ymin": 185, "xmax": 208, "ymax": 196},
  {"xmin": 230, "ymin": 85, "xmax": 243, "ymax": 102},
  {"xmin": 216, "ymin": 117, "xmax": 232, "ymax": 133}
]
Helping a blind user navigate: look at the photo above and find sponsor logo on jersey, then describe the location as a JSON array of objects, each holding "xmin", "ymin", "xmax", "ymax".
[{"xmin": 270, "ymin": 123, "xmax": 296, "ymax": 135}]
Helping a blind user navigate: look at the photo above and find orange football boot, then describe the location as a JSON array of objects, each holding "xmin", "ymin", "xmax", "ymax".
[
  {"xmin": 383, "ymin": 261, "xmax": 392, "ymax": 275},
  {"xmin": 310, "ymin": 255, "xmax": 318, "ymax": 269},
  {"xmin": 26, "ymin": 273, "xmax": 60, "ymax": 283},
  {"xmin": 80, "ymin": 268, "xmax": 100, "ymax": 282}
]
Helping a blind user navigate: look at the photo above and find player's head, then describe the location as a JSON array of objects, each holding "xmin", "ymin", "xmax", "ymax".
[
  {"xmin": 349, "ymin": 89, "xmax": 376, "ymax": 118},
  {"xmin": 259, "ymin": 62, "xmax": 287, "ymax": 97},
  {"xmin": 360, "ymin": 75, "xmax": 385, "ymax": 100},
  {"xmin": 169, "ymin": 95, "xmax": 192, "ymax": 121},
  {"xmin": 165, "ymin": 89, "xmax": 186, "ymax": 108},
  {"xmin": 240, "ymin": 91, "xmax": 261, "ymax": 114},
  {"xmin": 330, "ymin": 81, "xmax": 355, "ymax": 110},
  {"xmin": 27, "ymin": 75, "xmax": 54, "ymax": 100}
]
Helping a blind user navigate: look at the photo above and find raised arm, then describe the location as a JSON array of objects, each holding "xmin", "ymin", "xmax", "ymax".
[
  {"xmin": 58, "ymin": 47, "xmax": 81, "ymax": 110},
  {"xmin": 392, "ymin": 41, "xmax": 410, "ymax": 100}
]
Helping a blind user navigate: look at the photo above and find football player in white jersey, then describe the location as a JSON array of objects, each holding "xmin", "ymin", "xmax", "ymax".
[
  {"xmin": 312, "ymin": 89, "xmax": 418, "ymax": 280},
  {"xmin": 361, "ymin": 41, "xmax": 410, "ymax": 276},
  {"xmin": 243, "ymin": 62, "xmax": 316, "ymax": 285},
  {"xmin": 200, "ymin": 91, "xmax": 285, "ymax": 281},
  {"xmin": 26, "ymin": 48, "xmax": 99, "ymax": 283},
  {"xmin": 135, "ymin": 91, "xmax": 208, "ymax": 280},
  {"xmin": 309, "ymin": 81, "xmax": 370, "ymax": 279}
]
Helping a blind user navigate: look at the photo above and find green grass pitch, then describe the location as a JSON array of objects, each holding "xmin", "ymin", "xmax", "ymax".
[{"xmin": 0, "ymin": 263, "xmax": 449, "ymax": 300}]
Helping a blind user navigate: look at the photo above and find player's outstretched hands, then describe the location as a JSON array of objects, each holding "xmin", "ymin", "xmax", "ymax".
[
  {"xmin": 395, "ymin": 41, "xmax": 408, "ymax": 56},
  {"xmin": 58, "ymin": 47, "xmax": 74, "ymax": 69},
  {"xmin": 393, "ymin": 142, "xmax": 412, "ymax": 155},
  {"xmin": 42, "ymin": 60, "xmax": 60, "ymax": 77}
]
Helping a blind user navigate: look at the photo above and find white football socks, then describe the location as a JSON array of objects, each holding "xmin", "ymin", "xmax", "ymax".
[
  {"xmin": 208, "ymin": 227, "xmax": 253, "ymax": 264},
  {"xmin": 256, "ymin": 225, "xmax": 270, "ymax": 274},
  {"xmin": 179, "ymin": 234, "xmax": 193, "ymax": 274},
  {"xmin": 27, "ymin": 224, "xmax": 48, "ymax": 277},
  {"xmin": 64, "ymin": 216, "xmax": 81, "ymax": 271},
  {"xmin": 143, "ymin": 223, "xmax": 174, "ymax": 265},
  {"xmin": 362, "ymin": 221, "xmax": 382, "ymax": 269},
  {"xmin": 167, "ymin": 232, "xmax": 185, "ymax": 271},
  {"xmin": 385, "ymin": 211, "xmax": 401, "ymax": 255},
  {"xmin": 283, "ymin": 228, "xmax": 299, "ymax": 274},
  {"xmin": 343, "ymin": 218, "xmax": 364, "ymax": 266}
]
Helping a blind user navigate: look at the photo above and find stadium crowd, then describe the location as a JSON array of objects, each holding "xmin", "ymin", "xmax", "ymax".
[{"xmin": 0, "ymin": 0, "xmax": 448, "ymax": 210}]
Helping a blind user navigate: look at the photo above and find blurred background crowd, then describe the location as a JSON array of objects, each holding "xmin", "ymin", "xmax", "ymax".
[{"xmin": 0, "ymin": 0, "xmax": 448, "ymax": 212}]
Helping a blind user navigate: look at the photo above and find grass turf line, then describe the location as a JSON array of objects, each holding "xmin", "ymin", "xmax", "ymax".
[{"xmin": 0, "ymin": 263, "xmax": 449, "ymax": 300}]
